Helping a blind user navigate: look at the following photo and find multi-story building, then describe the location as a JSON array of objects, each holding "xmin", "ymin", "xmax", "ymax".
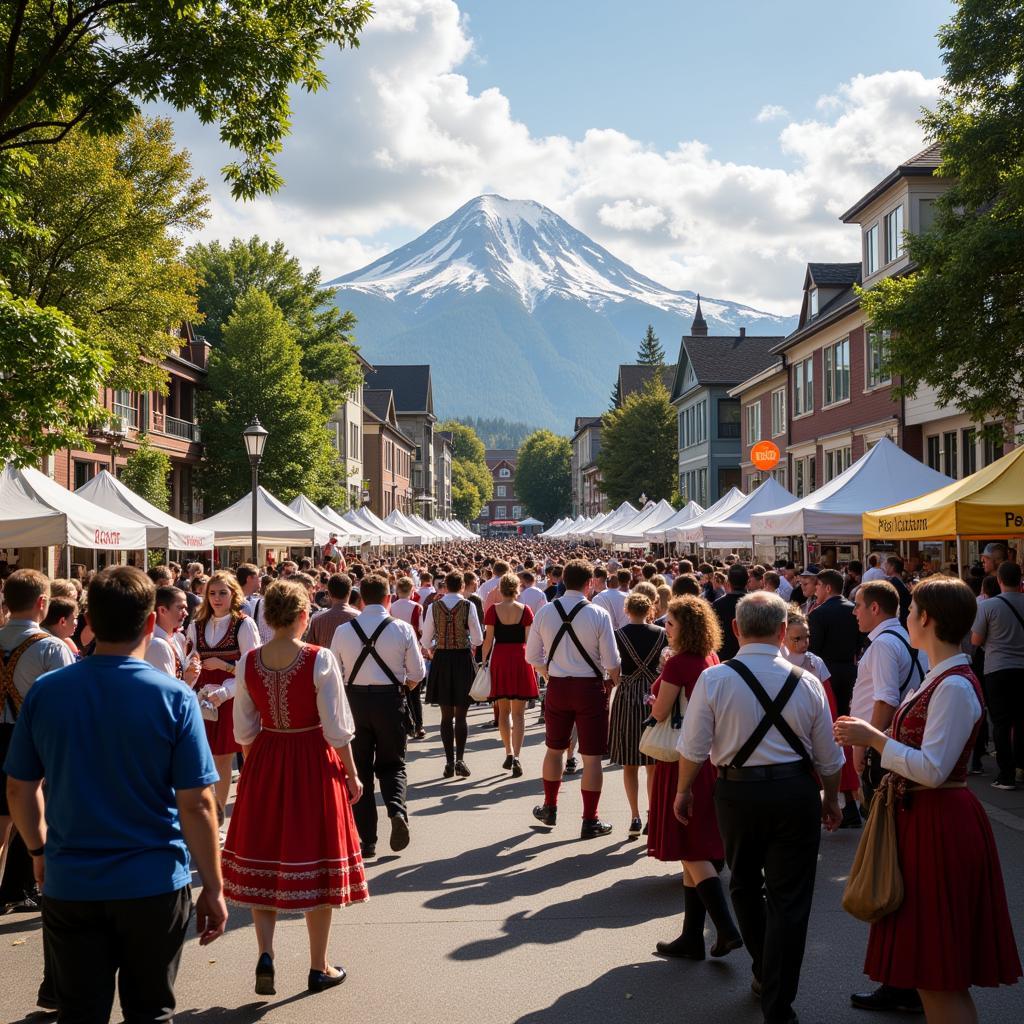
[
  {"xmin": 670, "ymin": 301, "xmax": 781, "ymax": 506},
  {"xmin": 364, "ymin": 365, "xmax": 437, "ymax": 518},
  {"xmin": 473, "ymin": 449, "xmax": 523, "ymax": 532},
  {"xmin": 45, "ymin": 323, "xmax": 207, "ymax": 522},
  {"xmin": 570, "ymin": 416, "xmax": 605, "ymax": 516},
  {"xmin": 327, "ymin": 352, "xmax": 373, "ymax": 509},
  {"xmin": 362, "ymin": 388, "xmax": 415, "ymax": 518},
  {"xmin": 729, "ymin": 359, "xmax": 788, "ymax": 493},
  {"xmin": 616, "ymin": 363, "xmax": 676, "ymax": 407},
  {"xmin": 434, "ymin": 430, "xmax": 454, "ymax": 519}
]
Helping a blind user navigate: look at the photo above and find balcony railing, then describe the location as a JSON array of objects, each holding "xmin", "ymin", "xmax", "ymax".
[{"xmin": 159, "ymin": 414, "xmax": 201, "ymax": 442}]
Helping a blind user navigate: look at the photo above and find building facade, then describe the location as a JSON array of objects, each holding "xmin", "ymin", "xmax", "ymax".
[
  {"xmin": 328, "ymin": 352, "xmax": 373, "ymax": 509},
  {"xmin": 729, "ymin": 359, "xmax": 788, "ymax": 493},
  {"xmin": 362, "ymin": 389, "xmax": 415, "ymax": 518},
  {"xmin": 570, "ymin": 416, "xmax": 604, "ymax": 516},
  {"xmin": 473, "ymin": 450, "xmax": 523, "ymax": 531},
  {"xmin": 434, "ymin": 430, "xmax": 454, "ymax": 519}
]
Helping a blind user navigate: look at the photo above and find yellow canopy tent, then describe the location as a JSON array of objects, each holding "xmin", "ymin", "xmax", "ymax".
[{"xmin": 863, "ymin": 444, "xmax": 1024, "ymax": 542}]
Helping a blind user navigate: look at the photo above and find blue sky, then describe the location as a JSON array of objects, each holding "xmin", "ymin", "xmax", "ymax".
[{"xmin": 176, "ymin": 0, "xmax": 955, "ymax": 312}]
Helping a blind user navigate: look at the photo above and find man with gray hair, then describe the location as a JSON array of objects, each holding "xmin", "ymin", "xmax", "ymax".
[{"xmin": 675, "ymin": 591, "xmax": 844, "ymax": 1024}]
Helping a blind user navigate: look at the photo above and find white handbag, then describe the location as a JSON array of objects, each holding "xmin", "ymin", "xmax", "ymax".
[
  {"xmin": 469, "ymin": 663, "xmax": 492, "ymax": 702},
  {"xmin": 638, "ymin": 693, "xmax": 687, "ymax": 762}
]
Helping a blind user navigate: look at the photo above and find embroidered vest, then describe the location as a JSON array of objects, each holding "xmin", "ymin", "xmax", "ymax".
[{"xmin": 433, "ymin": 599, "xmax": 470, "ymax": 650}]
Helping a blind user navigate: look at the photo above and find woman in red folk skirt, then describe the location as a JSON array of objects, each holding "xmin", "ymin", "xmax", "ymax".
[
  {"xmin": 648, "ymin": 596, "xmax": 741, "ymax": 961},
  {"xmin": 836, "ymin": 576, "xmax": 1021, "ymax": 1024},
  {"xmin": 482, "ymin": 573, "xmax": 539, "ymax": 777},
  {"xmin": 223, "ymin": 579, "xmax": 368, "ymax": 997}
]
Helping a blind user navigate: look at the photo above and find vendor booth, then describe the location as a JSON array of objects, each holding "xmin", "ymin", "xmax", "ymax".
[{"xmin": 682, "ymin": 477, "xmax": 795, "ymax": 556}]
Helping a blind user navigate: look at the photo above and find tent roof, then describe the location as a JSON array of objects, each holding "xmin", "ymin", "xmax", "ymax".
[
  {"xmin": 193, "ymin": 487, "xmax": 318, "ymax": 546},
  {"xmin": 684, "ymin": 477, "xmax": 796, "ymax": 546},
  {"xmin": 320, "ymin": 506, "xmax": 380, "ymax": 546},
  {"xmin": 665, "ymin": 489, "xmax": 746, "ymax": 541},
  {"xmin": 0, "ymin": 464, "xmax": 149, "ymax": 550},
  {"xmin": 346, "ymin": 506, "xmax": 419, "ymax": 545},
  {"xmin": 516, "ymin": 516, "xmax": 544, "ymax": 527},
  {"xmin": 611, "ymin": 500, "xmax": 678, "ymax": 543},
  {"xmin": 585, "ymin": 501, "xmax": 639, "ymax": 537},
  {"xmin": 750, "ymin": 437, "xmax": 953, "ymax": 537},
  {"xmin": 385, "ymin": 509, "xmax": 432, "ymax": 543},
  {"xmin": 288, "ymin": 495, "xmax": 371, "ymax": 546},
  {"xmin": 75, "ymin": 470, "xmax": 214, "ymax": 551},
  {"xmin": 643, "ymin": 500, "xmax": 705, "ymax": 541},
  {"xmin": 407, "ymin": 513, "xmax": 451, "ymax": 541},
  {"xmin": 863, "ymin": 443, "xmax": 1024, "ymax": 540}
]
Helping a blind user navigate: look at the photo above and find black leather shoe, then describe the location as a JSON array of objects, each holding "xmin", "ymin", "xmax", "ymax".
[
  {"xmin": 840, "ymin": 802, "xmax": 863, "ymax": 829},
  {"xmin": 627, "ymin": 816, "xmax": 642, "ymax": 838},
  {"xmin": 850, "ymin": 986, "xmax": 924, "ymax": 1013},
  {"xmin": 454, "ymin": 759, "xmax": 471, "ymax": 777},
  {"xmin": 654, "ymin": 935, "xmax": 705, "ymax": 960},
  {"xmin": 443, "ymin": 762, "xmax": 455, "ymax": 778},
  {"xmin": 532, "ymin": 803, "xmax": 557, "ymax": 827},
  {"xmin": 502, "ymin": 754, "xmax": 515, "ymax": 770},
  {"xmin": 511, "ymin": 757, "xmax": 524, "ymax": 778},
  {"xmin": 580, "ymin": 818, "xmax": 613, "ymax": 839},
  {"xmin": 254, "ymin": 952, "xmax": 275, "ymax": 996},
  {"xmin": 361, "ymin": 843, "xmax": 376, "ymax": 859},
  {"xmin": 308, "ymin": 966, "xmax": 347, "ymax": 992},
  {"xmin": 563, "ymin": 757, "xmax": 579, "ymax": 774},
  {"xmin": 389, "ymin": 814, "xmax": 410, "ymax": 852}
]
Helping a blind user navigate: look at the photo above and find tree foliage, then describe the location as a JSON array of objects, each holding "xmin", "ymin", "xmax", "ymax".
[
  {"xmin": 187, "ymin": 237, "xmax": 362, "ymax": 418},
  {"xmin": 196, "ymin": 290, "xmax": 340, "ymax": 511},
  {"xmin": 516, "ymin": 429, "xmax": 572, "ymax": 527},
  {"xmin": 0, "ymin": 0, "xmax": 373, "ymax": 200},
  {"xmin": 859, "ymin": 0, "xmax": 1024, "ymax": 430},
  {"xmin": 597, "ymin": 378, "xmax": 676, "ymax": 506},
  {"xmin": 636, "ymin": 324, "xmax": 666, "ymax": 365},
  {"xmin": 0, "ymin": 115, "xmax": 207, "ymax": 394},
  {"xmin": 121, "ymin": 434, "xmax": 171, "ymax": 512},
  {"xmin": 455, "ymin": 416, "xmax": 536, "ymax": 450},
  {"xmin": 438, "ymin": 419, "xmax": 492, "ymax": 522},
  {"xmin": 609, "ymin": 375, "xmax": 622, "ymax": 410}
]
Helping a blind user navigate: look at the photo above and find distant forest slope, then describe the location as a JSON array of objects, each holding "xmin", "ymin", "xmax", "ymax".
[{"xmin": 455, "ymin": 416, "xmax": 540, "ymax": 450}]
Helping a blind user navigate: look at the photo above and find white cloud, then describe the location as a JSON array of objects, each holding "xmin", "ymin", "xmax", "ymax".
[
  {"xmin": 756, "ymin": 104, "xmax": 789, "ymax": 123},
  {"xmin": 169, "ymin": 0, "xmax": 941, "ymax": 312}
]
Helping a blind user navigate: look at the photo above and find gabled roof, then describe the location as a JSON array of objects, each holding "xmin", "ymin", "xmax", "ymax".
[
  {"xmin": 841, "ymin": 143, "xmax": 944, "ymax": 222},
  {"xmin": 807, "ymin": 263, "xmax": 861, "ymax": 287},
  {"xmin": 363, "ymin": 388, "xmax": 416, "ymax": 446},
  {"xmin": 485, "ymin": 449, "xmax": 518, "ymax": 467},
  {"xmin": 671, "ymin": 335, "xmax": 783, "ymax": 401},
  {"xmin": 364, "ymin": 364, "xmax": 434, "ymax": 415},
  {"xmin": 617, "ymin": 363, "xmax": 676, "ymax": 405},
  {"xmin": 573, "ymin": 415, "xmax": 602, "ymax": 440}
]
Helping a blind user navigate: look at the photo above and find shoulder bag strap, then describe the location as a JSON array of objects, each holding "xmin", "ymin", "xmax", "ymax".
[
  {"xmin": 878, "ymin": 629, "xmax": 924, "ymax": 695},
  {"xmin": 995, "ymin": 595, "xmax": 1024, "ymax": 638},
  {"xmin": 1, "ymin": 633, "xmax": 48, "ymax": 719},
  {"xmin": 547, "ymin": 600, "xmax": 602, "ymax": 679},
  {"xmin": 725, "ymin": 660, "xmax": 811, "ymax": 768}
]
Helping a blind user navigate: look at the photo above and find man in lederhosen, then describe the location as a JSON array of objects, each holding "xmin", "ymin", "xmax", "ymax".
[
  {"xmin": 331, "ymin": 574, "xmax": 425, "ymax": 860},
  {"xmin": 526, "ymin": 559, "xmax": 621, "ymax": 839},
  {"xmin": 675, "ymin": 591, "xmax": 844, "ymax": 1024}
]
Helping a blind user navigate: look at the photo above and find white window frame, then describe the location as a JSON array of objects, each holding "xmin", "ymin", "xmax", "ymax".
[
  {"xmin": 865, "ymin": 224, "xmax": 879, "ymax": 275},
  {"xmin": 866, "ymin": 329, "xmax": 892, "ymax": 389},
  {"xmin": 884, "ymin": 204, "xmax": 904, "ymax": 264},
  {"xmin": 499, "ymin": 467, "xmax": 510, "ymax": 478},
  {"xmin": 745, "ymin": 402, "xmax": 761, "ymax": 445},
  {"xmin": 793, "ymin": 357, "xmax": 813, "ymax": 417},
  {"xmin": 809, "ymin": 288, "xmax": 818, "ymax": 317},
  {"xmin": 823, "ymin": 445, "xmax": 852, "ymax": 483},
  {"xmin": 770, "ymin": 388, "xmax": 786, "ymax": 437},
  {"xmin": 822, "ymin": 337, "xmax": 850, "ymax": 407}
]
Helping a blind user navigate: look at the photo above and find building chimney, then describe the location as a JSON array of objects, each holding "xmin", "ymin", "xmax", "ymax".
[{"xmin": 739, "ymin": 327, "xmax": 746, "ymax": 338}]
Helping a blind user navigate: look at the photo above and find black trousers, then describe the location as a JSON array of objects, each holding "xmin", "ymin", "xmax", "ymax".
[
  {"xmin": 42, "ymin": 886, "xmax": 192, "ymax": 1024},
  {"xmin": 986, "ymin": 668, "xmax": 1024, "ymax": 781},
  {"xmin": 715, "ymin": 773, "xmax": 822, "ymax": 1024},
  {"xmin": 408, "ymin": 680, "xmax": 424, "ymax": 732},
  {"xmin": 348, "ymin": 686, "xmax": 409, "ymax": 846},
  {"xmin": 825, "ymin": 662, "xmax": 856, "ymax": 717}
]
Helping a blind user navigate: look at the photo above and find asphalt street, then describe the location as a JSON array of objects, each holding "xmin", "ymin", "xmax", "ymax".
[{"xmin": 3, "ymin": 702, "xmax": 1023, "ymax": 1024}]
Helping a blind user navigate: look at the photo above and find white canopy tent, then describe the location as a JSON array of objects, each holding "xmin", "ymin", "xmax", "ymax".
[
  {"xmin": 749, "ymin": 437, "xmax": 954, "ymax": 538},
  {"xmin": 610, "ymin": 499, "xmax": 677, "ymax": 545},
  {"xmin": 289, "ymin": 495, "xmax": 372, "ymax": 547},
  {"xmin": 0, "ymin": 463, "xmax": 148, "ymax": 552},
  {"xmin": 665, "ymin": 489, "xmax": 746, "ymax": 543},
  {"xmin": 644, "ymin": 500, "xmax": 705, "ymax": 543},
  {"xmin": 516, "ymin": 516, "xmax": 544, "ymax": 529},
  {"xmin": 75, "ymin": 469, "xmax": 214, "ymax": 552},
  {"xmin": 320, "ymin": 506, "xmax": 382, "ymax": 547},
  {"xmin": 193, "ymin": 486, "xmax": 319, "ymax": 547},
  {"xmin": 455, "ymin": 521, "xmax": 478, "ymax": 538},
  {"xmin": 682, "ymin": 478, "xmax": 795, "ymax": 547},
  {"xmin": 407, "ymin": 513, "xmax": 451, "ymax": 542},
  {"xmin": 428, "ymin": 519, "xmax": 460, "ymax": 540},
  {"xmin": 345, "ymin": 507, "xmax": 419, "ymax": 546},
  {"xmin": 583, "ymin": 501, "xmax": 638, "ymax": 540},
  {"xmin": 384, "ymin": 509, "xmax": 432, "ymax": 544},
  {"xmin": 540, "ymin": 517, "xmax": 569, "ymax": 538}
]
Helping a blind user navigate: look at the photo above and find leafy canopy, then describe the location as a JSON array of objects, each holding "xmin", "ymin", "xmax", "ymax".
[
  {"xmin": 438, "ymin": 419, "xmax": 491, "ymax": 522},
  {"xmin": 597, "ymin": 378, "xmax": 676, "ymax": 507},
  {"xmin": 516, "ymin": 429, "xmax": 572, "ymax": 527},
  {"xmin": 121, "ymin": 435, "xmax": 171, "ymax": 513},
  {"xmin": 0, "ymin": 0, "xmax": 373, "ymax": 199},
  {"xmin": 859, "ymin": 0, "xmax": 1024, "ymax": 430},
  {"xmin": 196, "ymin": 289, "xmax": 341, "ymax": 511}
]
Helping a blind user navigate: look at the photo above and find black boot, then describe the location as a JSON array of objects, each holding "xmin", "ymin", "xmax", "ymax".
[
  {"xmin": 655, "ymin": 884, "xmax": 706, "ymax": 960},
  {"xmin": 696, "ymin": 876, "xmax": 743, "ymax": 957}
]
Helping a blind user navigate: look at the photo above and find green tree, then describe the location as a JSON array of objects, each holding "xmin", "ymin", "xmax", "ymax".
[
  {"xmin": 439, "ymin": 419, "xmax": 492, "ymax": 521},
  {"xmin": 0, "ymin": 0, "xmax": 373, "ymax": 200},
  {"xmin": 636, "ymin": 324, "xmax": 666, "ymax": 365},
  {"xmin": 597, "ymin": 378, "xmax": 676, "ymax": 506},
  {"xmin": 0, "ymin": 115, "xmax": 207, "ymax": 394},
  {"xmin": 609, "ymin": 375, "xmax": 622, "ymax": 410},
  {"xmin": 859, "ymin": 0, "xmax": 1024, "ymax": 430},
  {"xmin": 197, "ymin": 289, "xmax": 340, "ymax": 510},
  {"xmin": 516, "ymin": 429, "xmax": 572, "ymax": 527},
  {"xmin": 187, "ymin": 237, "xmax": 362, "ymax": 418},
  {"xmin": 121, "ymin": 434, "xmax": 171, "ymax": 512}
]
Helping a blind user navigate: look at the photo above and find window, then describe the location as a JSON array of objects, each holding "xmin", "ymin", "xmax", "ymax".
[
  {"xmin": 745, "ymin": 403, "xmax": 761, "ymax": 444},
  {"xmin": 794, "ymin": 457, "xmax": 804, "ymax": 498},
  {"xmin": 926, "ymin": 435, "xmax": 941, "ymax": 471},
  {"xmin": 793, "ymin": 357, "xmax": 813, "ymax": 416},
  {"xmin": 512, "ymin": 505, "xmax": 522, "ymax": 519},
  {"xmin": 865, "ymin": 224, "xmax": 879, "ymax": 275},
  {"xmin": 350, "ymin": 423, "xmax": 360, "ymax": 461},
  {"xmin": 415, "ymin": 446, "xmax": 422, "ymax": 462},
  {"xmin": 112, "ymin": 389, "xmax": 137, "ymax": 428},
  {"xmin": 866, "ymin": 330, "xmax": 892, "ymax": 388},
  {"xmin": 73, "ymin": 460, "xmax": 93, "ymax": 490},
  {"xmin": 984, "ymin": 428, "xmax": 1004, "ymax": 467},
  {"xmin": 943, "ymin": 431, "xmax": 958, "ymax": 479},
  {"xmin": 717, "ymin": 399, "xmax": 740, "ymax": 439},
  {"xmin": 679, "ymin": 400, "xmax": 707, "ymax": 448},
  {"xmin": 884, "ymin": 205, "xmax": 904, "ymax": 263},
  {"xmin": 771, "ymin": 388, "xmax": 786, "ymax": 436},
  {"xmin": 824, "ymin": 446, "xmax": 851, "ymax": 482},
  {"xmin": 496, "ymin": 485, "xmax": 507, "ymax": 497},
  {"xmin": 823, "ymin": 337, "xmax": 850, "ymax": 405},
  {"xmin": 496, "ymin": 505, "xmax": 507, "ymax": 519},
  {"xmin": 919, "ymin": 198, "xmax": 937, "ymax": 234},
  {"xmin": 809, "ymin": 288, "xmax": 818, "ymax": 317},
  {"xmin": 962, "ymin": 428, "xmax": 977, "ymax": 478},
  {"xmin": 499, "ymin": 467, "xmax": 510, "ymax": 478}
]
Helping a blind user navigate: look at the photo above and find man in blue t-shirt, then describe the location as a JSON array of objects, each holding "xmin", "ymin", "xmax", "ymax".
[{"xmin": 4, "ymin": 566, "xmax": 226, "ymax": 1022}]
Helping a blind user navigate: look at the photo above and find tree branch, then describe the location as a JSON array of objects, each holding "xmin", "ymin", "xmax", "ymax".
[{"xmin": 3, "ymin": 0, "xmax": 29, "ymax": 98}]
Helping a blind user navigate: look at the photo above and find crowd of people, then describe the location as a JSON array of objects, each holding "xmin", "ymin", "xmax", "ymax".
[{"xmin": 0, "ymin": 535, "xmax": 1021, "ymax": 1023}]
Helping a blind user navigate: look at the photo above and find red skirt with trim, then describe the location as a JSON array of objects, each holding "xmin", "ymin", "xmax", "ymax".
[
  {"xmin": 489, "ymin": 642, "xmax": 540, "ymax": 700},
  {"xmin": 222, "ymin": 727, "xmax": 368, "ymax": 911},
  {"xmin": 647, "ymin": 756, "xmax": 723, "ymax": 863},
  {"xmin": 864, "ymin": 787, "xmax": 1021, "ymax": 990}
]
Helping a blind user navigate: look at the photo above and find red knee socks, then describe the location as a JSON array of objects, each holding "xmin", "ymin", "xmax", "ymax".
[
  {"xmin": 582, "ymin": 788, "xmax": 601, "ymax": 821},
  {"xmin": 543, "ymin": 779, "xmax": 561, "ymax": 807}
]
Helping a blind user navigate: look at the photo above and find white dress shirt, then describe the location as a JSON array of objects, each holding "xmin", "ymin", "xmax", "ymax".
[
  {"xmin": 476, "ymin": 576, "xmax": 500, "ymax": 608},
  {"xmin": 330, "ymin": 604, "xmax": 426, "ymax": 687},
  {"xmin": 525, "ymin": 591, "xmax": 621, "ymax": 678},
  {"xmin": 420, "ymin": 593, "xmax": 483, "ymax": 651},
  {"xmin": 0, "ymin": 619, "xmax": 76, "ymax": 724},
  {"xmin": 232, "ymin": 647, "xmax": 355, "ymax": 747},
  {"xmin": 679, "ymin": 643, "xmax": 845, "ymax": 774},
  {"xmin": 592, "ymin": 587, "xmax": 628, "ymax": 630},
  {"xmin": 145, "ymin": 625, "xmax": 182, "ymax": 678},
  {"xmin": 880, "ymin": 653, "xmax": 981, "ymax": 788},
  {"xmin": 519, "ymin": 585, "xmax": 548, "ymax": 615},
  {"xmin": 861, "ymin": 566, "xmax": 887, "ymax": 583},
  {"xmin": 850, "ymin": 618, "xmax": 928, "ymax": 720},
  {"xmin": 777, "ymin": 577, "xmax": 794, "ymax": 601},
  {"xmin": 185, "ymin": 614, "xmax": 261, "ymax": 700}
]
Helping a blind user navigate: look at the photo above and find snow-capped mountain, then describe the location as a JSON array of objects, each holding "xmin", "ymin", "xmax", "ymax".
[{"xmin": 327, "ymin": 196, "xmax": 797, "ymax": 430}]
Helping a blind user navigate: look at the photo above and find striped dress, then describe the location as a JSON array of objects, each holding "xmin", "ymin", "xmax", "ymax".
[{"xmin": 608, "ymin": 623, "xmax": 667, "ymax": 766}]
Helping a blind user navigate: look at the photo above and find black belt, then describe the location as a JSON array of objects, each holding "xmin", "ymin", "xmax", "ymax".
[
  {"xmin": 718, "ymin": 760, "xmax": 810, "ymax": 782},
  {"xmin": 347, "ymin": 684, "xmax": 404, "ymax": 694}
]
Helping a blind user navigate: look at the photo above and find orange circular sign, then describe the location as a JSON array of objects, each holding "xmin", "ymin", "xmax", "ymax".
[{"xmin": 751, "ymin": 440, "xmax": 781, "ymax": 470}]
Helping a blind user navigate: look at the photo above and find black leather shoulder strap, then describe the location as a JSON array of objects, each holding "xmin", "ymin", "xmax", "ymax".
[
  {"xmin": 547, "ymin": 600, "xmax": 602, "ymax": 679},
  {"xmin": 878, "ymin": 629, "xmax": 924, "ymax": 694},
  {"xmin": 725, "ymin": 659, "xmax": 811, "ymax": 768},
  {"xmin": 348, "ymin": 617, "xmax": 401, "ymax": 687}
]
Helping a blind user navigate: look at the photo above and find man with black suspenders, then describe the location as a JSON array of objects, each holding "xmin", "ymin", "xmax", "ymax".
[
  {"xmin": 526, "ymin": 559, "xmax": 621, "ymax": 839},
  {"xmin": 330, "ymin": 574, "xmax": 425, "ymax": 860},
  {"xmin": 676, "ymin": 592, "xmax": 844, "ymax": 1024}
]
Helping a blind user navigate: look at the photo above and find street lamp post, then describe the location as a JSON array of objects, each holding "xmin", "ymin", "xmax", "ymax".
[{"xmin": 242, "ymin": 418, "xmax": 269, "ymax": 563}]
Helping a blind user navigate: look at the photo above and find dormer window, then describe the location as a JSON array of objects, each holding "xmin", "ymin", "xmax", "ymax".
[
  {"xmin": 499, "ymin": 467, "xmax": 510, "ymax": 478},
  {"xmin": 809, "ymin": 288, "xmax": 819, "ymax": 318},
  {"xmin": 884, "ymin": 205, "xmax": 904, "ymax": 263},
  {"xmin": 865, "ymin": 224, "xmax": 879, "ymax": 275}
]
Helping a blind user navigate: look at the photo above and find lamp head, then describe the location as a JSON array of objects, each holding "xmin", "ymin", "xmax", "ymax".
[{"xmin": 242, "ymin": 417, "xmax": 269, "ymax": 461}]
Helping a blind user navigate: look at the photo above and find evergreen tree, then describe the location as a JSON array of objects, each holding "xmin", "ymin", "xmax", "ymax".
[
  {"xmin": 121, "ymin": 435, "xmax": 171, "ymax": 512},
  {"xmin": 609, "ymin": 375, "xmax": 622, "ymax": 410},
  {"xmin": 636, "ymin": 324, "xmax": 666, "ymax": 365},
  {"xmin": 196, "ymin": 289, "xmax": 340, "ymax": 511},
  {"xmin": 516, "ymin": 430, "xmax": 572, "ymax": 526},
  {"xmin": 597, "ymin": 378, "xmax": 676, "ymax": 506}
]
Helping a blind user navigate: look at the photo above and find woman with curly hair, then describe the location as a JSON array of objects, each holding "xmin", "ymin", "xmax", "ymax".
[{"xmin": 648, "ymin": 595, "xmax": 741, "ymax": 961}]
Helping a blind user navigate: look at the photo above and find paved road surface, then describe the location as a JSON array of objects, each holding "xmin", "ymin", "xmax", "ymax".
[{"xmin": 3, "ymin": 703, "xmax": 1023, "ymax": 1023}]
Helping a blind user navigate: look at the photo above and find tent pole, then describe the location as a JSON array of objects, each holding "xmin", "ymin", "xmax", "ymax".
[{"xmin": 955, "ymin": 535, "xmax": 964, "ymax": 580}]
